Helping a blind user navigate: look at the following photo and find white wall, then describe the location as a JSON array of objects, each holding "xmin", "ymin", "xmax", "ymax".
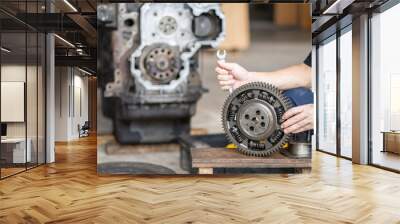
[
  {"xmin": 54, "ymin": 67, "xmax": 89, "ymax": 141},
  {"xmin": 55, "ymin": 67, "xmax": 69, "ymax": 141},
  {"xmin": 1, "ymin": 64, "xmax": 46, "ymax": 164},
  {"xmin": 1, "ymin": 65, "xmax": 26, "ymax": 139},
  {"xmin": 1, "ymin": 65, "xmax": 39, "ymax": 138}
]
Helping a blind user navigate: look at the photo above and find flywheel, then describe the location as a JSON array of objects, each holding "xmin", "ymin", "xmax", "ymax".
[{"xmin": 222, "ymin": 82, "xmax": 293, "ymax": 157}]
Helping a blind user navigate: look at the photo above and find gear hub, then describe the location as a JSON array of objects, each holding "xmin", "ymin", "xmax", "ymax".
[
  {"xmin": 140, "ymin": 44, "xmax": 181, "ymax": 84},
  {"xmin": 222, "ymin": 82, "xmax": 293, "ymax": 156}
]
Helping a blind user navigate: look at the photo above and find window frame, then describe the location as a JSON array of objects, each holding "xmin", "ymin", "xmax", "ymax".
[
  {"xmin": 367, "ymin": 0, "xmax": 400, "ymax": 173},
  {"xmin": 0, "ymin": 0, "xmax": 48, "ymax": 180},
  {"xmin": 315, "ymin": 21, "xmax": 352, "ymax": 160}
]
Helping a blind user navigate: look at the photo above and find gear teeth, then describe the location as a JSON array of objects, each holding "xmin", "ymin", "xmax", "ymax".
[{"xmin": 222, "ymin": 82, "xmax": 293, "ymax": 157}]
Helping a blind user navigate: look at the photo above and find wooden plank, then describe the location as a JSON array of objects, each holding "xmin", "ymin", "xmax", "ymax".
[
  {"xmin": 198, "ymin": 168, "xmax": 213, "ymax": 175},
  {"xmin": 191, "ymin": 147, "xmax": 311, "ymax": 168}
]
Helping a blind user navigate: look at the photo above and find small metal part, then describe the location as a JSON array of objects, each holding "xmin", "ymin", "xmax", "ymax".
[
  {"xmin": 97, "ymin": 4, "xmax": 113, "ymax": 22},
  {"xmin": 193, "ymin": 13, "xmax": 221, "ymax": 39},
  {"xmin": 216, "ymin": 49, "xmax": 226, "ymax": 61},
  {"xmin": 282, "ymin": 142, "xmax": 311, "ymax": 158},
  {"xmin": 216, "ymin": 50, "xmax": 232, "ymax": 93},
  {"xmin": 158, "ymin": 16, "xmax": 178, "ymax": 35}
]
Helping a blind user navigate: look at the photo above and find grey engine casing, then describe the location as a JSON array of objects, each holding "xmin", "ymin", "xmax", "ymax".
[{"xmin": 97, "ymin": 3, "xmax": 225, "ymax": 143}]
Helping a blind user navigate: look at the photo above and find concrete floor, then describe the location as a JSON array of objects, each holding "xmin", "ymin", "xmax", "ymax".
[{"xmin": 192, "ymin": 21, "xmax": 311, "ymax": 133}]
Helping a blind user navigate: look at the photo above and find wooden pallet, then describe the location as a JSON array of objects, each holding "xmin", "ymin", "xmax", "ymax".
[{"xmin": 191, "ymin": 147, "xmax": 311, "ymax": 175}]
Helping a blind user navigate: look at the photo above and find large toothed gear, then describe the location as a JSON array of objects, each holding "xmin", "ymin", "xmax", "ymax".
[{"xmin": 222, "ymin": 82, "xmax": 293, "ymax": 157}]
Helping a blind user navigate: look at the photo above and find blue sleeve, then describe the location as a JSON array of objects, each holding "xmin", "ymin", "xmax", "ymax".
[{"xmin": 283, "ymin": 87, "xmax": 314, "ymax": 106}]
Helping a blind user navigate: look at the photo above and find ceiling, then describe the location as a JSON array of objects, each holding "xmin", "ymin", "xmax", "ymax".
[{"xmin": 1, "ymin": 0, "xmax": 97, "ymax": 73}]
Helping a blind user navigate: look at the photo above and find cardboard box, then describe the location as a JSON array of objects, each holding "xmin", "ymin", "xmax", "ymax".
[
  {"xmin": 219, "ymin": 3, "xmax": 250, "ymax": 51},
  {"xmin": 273, "ymin": 4, "xmax": 311, "ymax": 30},
  {"xmin": 273, "ymin": 3, "xmax": 298, "ymax": 27}
]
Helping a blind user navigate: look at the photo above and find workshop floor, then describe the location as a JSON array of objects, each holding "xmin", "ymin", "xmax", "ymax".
[
  {"xmin": 1, "ymin": 135, "xmax": 400, "ymax": 223},
  {"xmin": 192, "ymin": 21, "xmax": 311, "ymax": 133}
]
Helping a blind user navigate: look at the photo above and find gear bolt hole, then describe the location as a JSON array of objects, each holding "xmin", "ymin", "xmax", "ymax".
[
  {"xmin": 245, "ymin": 114, "xmax": 249, "ymax": 119},
  {"xmin": 250, "ymin": 126, "xmax": 255, "ymax": 131},
  {"xmin": 124, "ymin": 19, "xmax": 135, "ymax": 27}
]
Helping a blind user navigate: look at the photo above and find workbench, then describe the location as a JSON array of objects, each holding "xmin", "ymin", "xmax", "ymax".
[{"xmin": 179, "ymin": 134, "xmax": 312, "ymax": 175}]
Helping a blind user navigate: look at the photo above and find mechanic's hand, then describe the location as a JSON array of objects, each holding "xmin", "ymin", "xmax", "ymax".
[
  {"xmin": 215, "ymin": 61, "xmax": 252, "ymax": 90},
  {"xmin": 281, "ymin": 104, "xmax": 314, "ymax": 134}
]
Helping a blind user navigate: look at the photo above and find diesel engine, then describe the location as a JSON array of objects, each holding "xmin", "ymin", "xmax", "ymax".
[{"xmin": 97, "ymin": 3, "xmax": 225, "ymax": 144}]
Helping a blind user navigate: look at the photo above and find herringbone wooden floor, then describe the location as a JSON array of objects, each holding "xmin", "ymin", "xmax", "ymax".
[{"xmin": 1, "ymin": 135, "xmax": 400, "ymax": 224}]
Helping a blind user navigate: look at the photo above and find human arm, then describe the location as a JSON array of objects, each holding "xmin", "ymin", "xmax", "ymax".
[
  {"xmin": 250, "ymin": 64, "xmax": 312, "ymax": 90},
  {"xmin": 215, "ymin": 61, "xmax": 312, "ymax": 91}
]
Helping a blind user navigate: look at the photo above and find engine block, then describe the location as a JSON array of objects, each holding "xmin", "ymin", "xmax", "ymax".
[{"xmin": 97, "ymin": 3, "xmax": 225, "ymax": 143}]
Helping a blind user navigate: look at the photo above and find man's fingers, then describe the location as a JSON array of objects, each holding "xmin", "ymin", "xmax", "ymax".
[
  {"xmin": 292, "ymin": 125, "xmax": 312, "ymax": 134},
  {"xmin": 291, "ymin": 121, "xmax": 313, "ymax": 133},
  {"xmin": 217, "ymin": 74, "xmax": 233, "ymax": 81},
  {"xmin": 221, "ymin": 85, "xmax": 232, "ymax": 91},
  {"xmin": 219, "ymin": 80, "xmax": 235, "ymax": 86},
  {"xmin": 217, "ymin": 61, "xmax": 236, "ymax": 71},
  {"xmin": 281, "ymin": 113, "xmax": 306, "ymax": 129},
  {"xmin": 215, "ymin": 67, "xmax": 229, "ymax": 75},
  {"xmin": 283, "ymin": 118, "xmax": 311, "ymax": 134},
  {"xmin": 282, "ymin": 106, "xmax": 304, "ymax": 120}
]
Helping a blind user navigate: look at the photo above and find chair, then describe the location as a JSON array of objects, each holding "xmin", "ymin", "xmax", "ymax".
[{"xmin": 79, "ymin": 121, "xmax": 90, "ymax": 138}]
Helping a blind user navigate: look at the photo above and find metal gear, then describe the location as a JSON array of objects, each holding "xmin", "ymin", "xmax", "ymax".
[
  {"xmin": 158, "ymin": 16, "xmax": 178, "ymax": 35},
  {"xmin": 222, "ymin": 82, "xmax": 293, "ymax": 157},
  {"xmin": 140, "ymin": 44, "xmax": 181, "ymax": 84}
]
